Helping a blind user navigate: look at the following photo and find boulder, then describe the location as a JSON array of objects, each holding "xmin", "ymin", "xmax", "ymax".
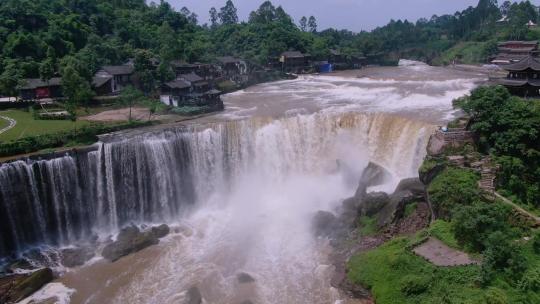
[
  {"xmin": 186, "ymin": 286, "xmax": 202, "ymax": 304},
  {"xmin": 61, "ymin": 247, "xmax": 95, "ymax": 268},
  {"xmin": 5, "ymin": 259, "xmax": 35, "ymax": 273},
  {"xmin": 376, "ymin": 190, "xmax": 416, "ymax": 228},
  {"xmin": 419, "ymin": 162, "xmax": 445, "ymax": 185},
  {"xmin": 394, "ymin": 178, "xmax": 425, "ymax": 198},
  {"xmin": 355, "ymin": 162, "xmax": 392, "ymax": 199},
  {"xmin": 237, "ymin": 272, "xmax": 255, "ymax": 284},
  {"xmin": 312, "ymin": 211, "xmax": 338, "ymax": 237},
  {"xmin": 102, "ymin": 226, "xmax": 159, "ymax": 262},
  {"xmin": 151, "ymin": 224, "xmax": 170, "ymax": 239},
  {"xmin": 0, "ymin": 268, "xmax": 54, "ymax": 303},
  {"xmin": 359, "ymin": 192, "xmax": 390, "ymax": 217}
]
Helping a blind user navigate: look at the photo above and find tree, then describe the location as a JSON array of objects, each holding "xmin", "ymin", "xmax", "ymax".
[
  {"xmin": 458, "ymin": 86, "xmax": 540, "ymax": 206},
  {"xmin": 452, "ymin": 201, "xmax": 513, "ymax": 252},
  {"xmin": 118, "ymin": 86, "xmax": 143, "ymax": 122},
  {"xmin": 428, "ymin": 167, "xmax": 481, "ymax": 220},
  {"xmin": 249, "ymin": 1, "xmax": 276, "ymax": 24},
  {"xmin": 39, "ymin": 59, "xmax": 55, "ymax": 83},
  {"xmin": 209, "ymin": 7, "xmax": 219, "ymax": 27},
  {"xmin": 39, "ymin": 47, "xmax": 56, "ymax": 83},
  {"xmin": 61, "ymin": 64, "xmax": 94, "ymax": 114},
  {"xmin": 500, "ymin": 1, "xmax": 512, "ymax": 16},
  {"xmin": 134, "ymin": 49, "xmax": 155, "ymax": 94},
  {"xmin": 180, "ymin": 6, "xmax": 197, "ymax": 24},
  {"xmin": 0, "ymin": 59, "xmax": 22, "ymax": 96},
  {"xmin": 480, "ymin": 231, "xmax": 527, "ymax": 285},
  {"xmin": 219, "ymin": 0, "xmax": 238, "ymax": 25},
  {"xmin": 308, "ymin": 16, "xmax": 317, "ymax": 33},
  {"xmin": 299, "ymin": 16, "xmax": 307, "ymax": 31}
]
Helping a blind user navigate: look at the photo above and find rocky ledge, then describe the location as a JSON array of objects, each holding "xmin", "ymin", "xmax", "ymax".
[
  {"xmin": 0, "ymin": 268, "xmax": 54, "ymax": 304},
  {"xmin": 102, "ymin": 224, "xmax": 170, "ymax": 262},
  {"xmin": 311, "ymin": 162, "xmax": 431, "ymax": 302}
]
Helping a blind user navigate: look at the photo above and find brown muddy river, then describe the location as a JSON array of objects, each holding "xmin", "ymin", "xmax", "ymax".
[{"xmin": 19, "ymin": 62, "xmax": 485, "ymax": 304}]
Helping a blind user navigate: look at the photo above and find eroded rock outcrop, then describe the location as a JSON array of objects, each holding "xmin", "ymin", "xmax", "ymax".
[
  {"xmin": 102, "ymin": 225, "xmax": 170, "ymax": 262},
  {"xmin": 0, "ymin": 268, "xmax": 54, "ymax": 303},
  {"xmin": 61, "ymin": 247, "xmax": 95, "ymax": 268},
  {"xmin": 186, "ymin": 286, "xmax": 202, "ymax": 304}
]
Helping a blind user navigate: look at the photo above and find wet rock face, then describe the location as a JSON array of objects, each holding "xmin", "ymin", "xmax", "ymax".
[
  {"xmin": 186, "ymin": 286, "xmax": 202, "ymax": 304},
  {"xmin": 359, "ymin": 192, "xmax": 390, "ymax": 217},
  {"xmin": 355, "ymin": 162, "xmax": 392, "ymax": 200},
  {"xmin": 102, "ymin": 225, "xmax": 170, "ymax": 262},
  {"xmin": 61, "ymin": 247, "xmax": 95, "ymax": 268},
  {"xmin": 151, "ymin": 224, "xmax": 170, "ymax": 239},
  {"xmin": 419, "ymin": 163, "xmax": 445, "ymax": 185},
  {"xmin": 0, "ymin": 268, "xmax": 54, "ymax": 303},
  {"xmin": 312, "ymin": 211, "xmax": 338, "ymax": 237},
  {"xmin": 237, "ymin": 272, "xmax": 256, "ymax": 284}
]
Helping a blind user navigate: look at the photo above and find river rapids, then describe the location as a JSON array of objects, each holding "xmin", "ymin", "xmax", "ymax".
[{"xmin": 0, "ymin": 64, "xmax": 485, "ymax": 304}]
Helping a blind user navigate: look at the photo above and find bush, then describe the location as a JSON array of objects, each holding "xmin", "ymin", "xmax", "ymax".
[
  {"xmin": 483, "ymin": 287, "xmax": 508, "ymax": 304},
  {"xmin": 452, "ymin": 202, "xmax": 512, "ymax": 252},
  {"xmin": 480, "ymin": 231, "xmax": 527, "ymax": 285},
  {"xmin": 0, "ymin": 121, "xmax": 153, "ymax": 157},
  {"xmin": 400, "ymin": 275, "xmax": 430, "ymax": 295},
  {"xmin": 428, "ymin": 167, "xmax": 481, "ymax": 220},
  {"xmin": 457, "ymin": 86, "xmax": 540, "ymax": 207},
  {"xmin": 533, "ymin": 231, "xmax": 540, "ymax": 254},
  {"xmin": 518, "ymin": 267, "xmax": 540, "ymax": 292},
  {"xmin": 429, "ymin": 220, "xmax": 459, "ymax": 249}
]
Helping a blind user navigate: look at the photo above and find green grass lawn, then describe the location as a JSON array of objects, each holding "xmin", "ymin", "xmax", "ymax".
[
  {"xmin": 0, "ymin": 116, "xmax": 9, "ymax": 130},
  {"xmin": 0, "ymin": 110, "xmax": 90, "ymax": 142},
  {"xmin": 348, "ymin": 223, "xmax": 540, "ymax": 304},
  {"xmin": 348, "ymin": 236, "xmax": 484, "ymax": 304}
]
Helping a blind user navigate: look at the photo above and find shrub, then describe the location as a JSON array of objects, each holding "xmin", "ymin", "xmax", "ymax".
[
  {"xmin": 400, "ymin": 275, "xmax": 430, "ymax": 295},
  {"xmin": 518, "ymin": 267, "xmax": 540, "ymax": 292},
  {"xmin": 428, "ymin": 167, "xmax": 481, "ymax": 220},
  {"xmin": 480, "ymin": 232, "xmax": 527, "ymax": 285},
  {"xmin": 533, "ymin": 231, "xmax": 540, "ymax": 254},
  {"xmin": 483, "ymin": 287, "xmax": 508, "ymax": 304},
  {"xmin": 0, "ymin": 121, "xmax": 153, "ymax": 157},
  {"xmin": 452, "ymin": 202, "xmax": 512, "ymax": 252}
]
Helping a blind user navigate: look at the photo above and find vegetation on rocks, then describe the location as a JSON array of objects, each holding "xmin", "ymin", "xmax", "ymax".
[
  {"xmin": 456, "ymin": 86, "xmax": 540, "ymax": 209},
  {"xmin": 348, "ymin": 85, "xmax": 540, "ymax": 304},
  {"xmin": 427, "ymin": 167, "xmax": 481, "ymax": 220}
]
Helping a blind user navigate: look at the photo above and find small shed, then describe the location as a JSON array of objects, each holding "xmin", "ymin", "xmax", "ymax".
[{"xmin": 19, "ymin": 78, "xmax": 63, "ymax": 101}]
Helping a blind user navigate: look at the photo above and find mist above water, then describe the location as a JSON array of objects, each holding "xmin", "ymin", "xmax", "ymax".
[{"xmin": 5, "ymin": 66, "xmax": 484, "ymax": 304}]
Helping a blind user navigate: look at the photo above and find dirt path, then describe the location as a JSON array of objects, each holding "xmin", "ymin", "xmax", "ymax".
[
  {"xmin": 81, "ymin": 107, "xmax": 154, "ymax": 122},
  {"xmin": 0, "ymin": 115, "xmax": 16, "ymax": 134},
  {"xmin": 493, "ymin": 192, "xmax": 540, "ymax": 225},
  {"xmin": 413, "ymin": 238, "xmax": 478, "ymax": 267}
]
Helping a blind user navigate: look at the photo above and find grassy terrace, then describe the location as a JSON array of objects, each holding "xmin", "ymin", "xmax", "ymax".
[
  {"xmin": 0, "ymin": 110, "xmax": 90, "ymax": 142},
  {"xmin": 0, "ymin": 116, "xmax": 9, "ymax": 130},
  {"xmin": 348, "ymin": 222, "xmax": 540, "ymax": 304}
]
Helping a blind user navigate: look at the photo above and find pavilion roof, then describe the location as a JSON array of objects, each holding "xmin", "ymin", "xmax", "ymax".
[
  {"xmin": 502, "ymin": 55, "xmax": 540, "ymax": 72},
  {"xmin": 496, "ymin": 78, "xmax": 540, "ymax": 87}
]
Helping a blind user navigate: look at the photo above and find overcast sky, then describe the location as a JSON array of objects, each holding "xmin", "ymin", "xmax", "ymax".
[{"xmin": 166, "ymin": 0, "xmax": 539, "ymax": 32}]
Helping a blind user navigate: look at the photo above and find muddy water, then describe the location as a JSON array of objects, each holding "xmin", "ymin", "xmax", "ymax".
[{"xmin": 48, "ymin": 65, "xmax": 484, "ymax": 304}]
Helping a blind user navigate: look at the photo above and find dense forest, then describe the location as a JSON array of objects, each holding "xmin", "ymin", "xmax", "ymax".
[{"xmin": 0, "ymin": 0, "xmax": 539, "ymax": 97}]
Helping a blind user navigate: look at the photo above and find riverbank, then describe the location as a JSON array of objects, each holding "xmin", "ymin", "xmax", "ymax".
[{"xmin": 343, "ymin": 98, "xmax": 540, "ymax": 303}]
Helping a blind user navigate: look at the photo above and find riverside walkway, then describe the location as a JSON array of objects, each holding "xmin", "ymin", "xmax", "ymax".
[{"xmin": 0, "ymin": 115, "xmax": 16, "ymax": 135}]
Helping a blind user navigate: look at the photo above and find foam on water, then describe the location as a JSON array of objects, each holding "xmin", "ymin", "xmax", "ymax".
[
  {"xmin": 218, "ymin": 66, "xmax": 484, "ymax": 123},
  {"xmin": 18, "ymin": 283, "xmax": 75, "ymax": 304}
]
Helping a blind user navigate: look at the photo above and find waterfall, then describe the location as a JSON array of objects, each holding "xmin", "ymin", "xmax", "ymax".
[{"xmin": 0, "ymin": 111, "xmax": 434, "ymax": 258}]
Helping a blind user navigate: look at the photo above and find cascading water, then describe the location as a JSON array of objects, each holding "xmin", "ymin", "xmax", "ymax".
[
  {"xmin": 0, "ymin": 112, "xmax": 431, "ymax": 259},
  {"xmin": 0, "ymin": 66, "xmax": 483, "ymax": 303},
  {"xmin": 0, "ymin": 111, "xmax": 433, "ymax": 303}
]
